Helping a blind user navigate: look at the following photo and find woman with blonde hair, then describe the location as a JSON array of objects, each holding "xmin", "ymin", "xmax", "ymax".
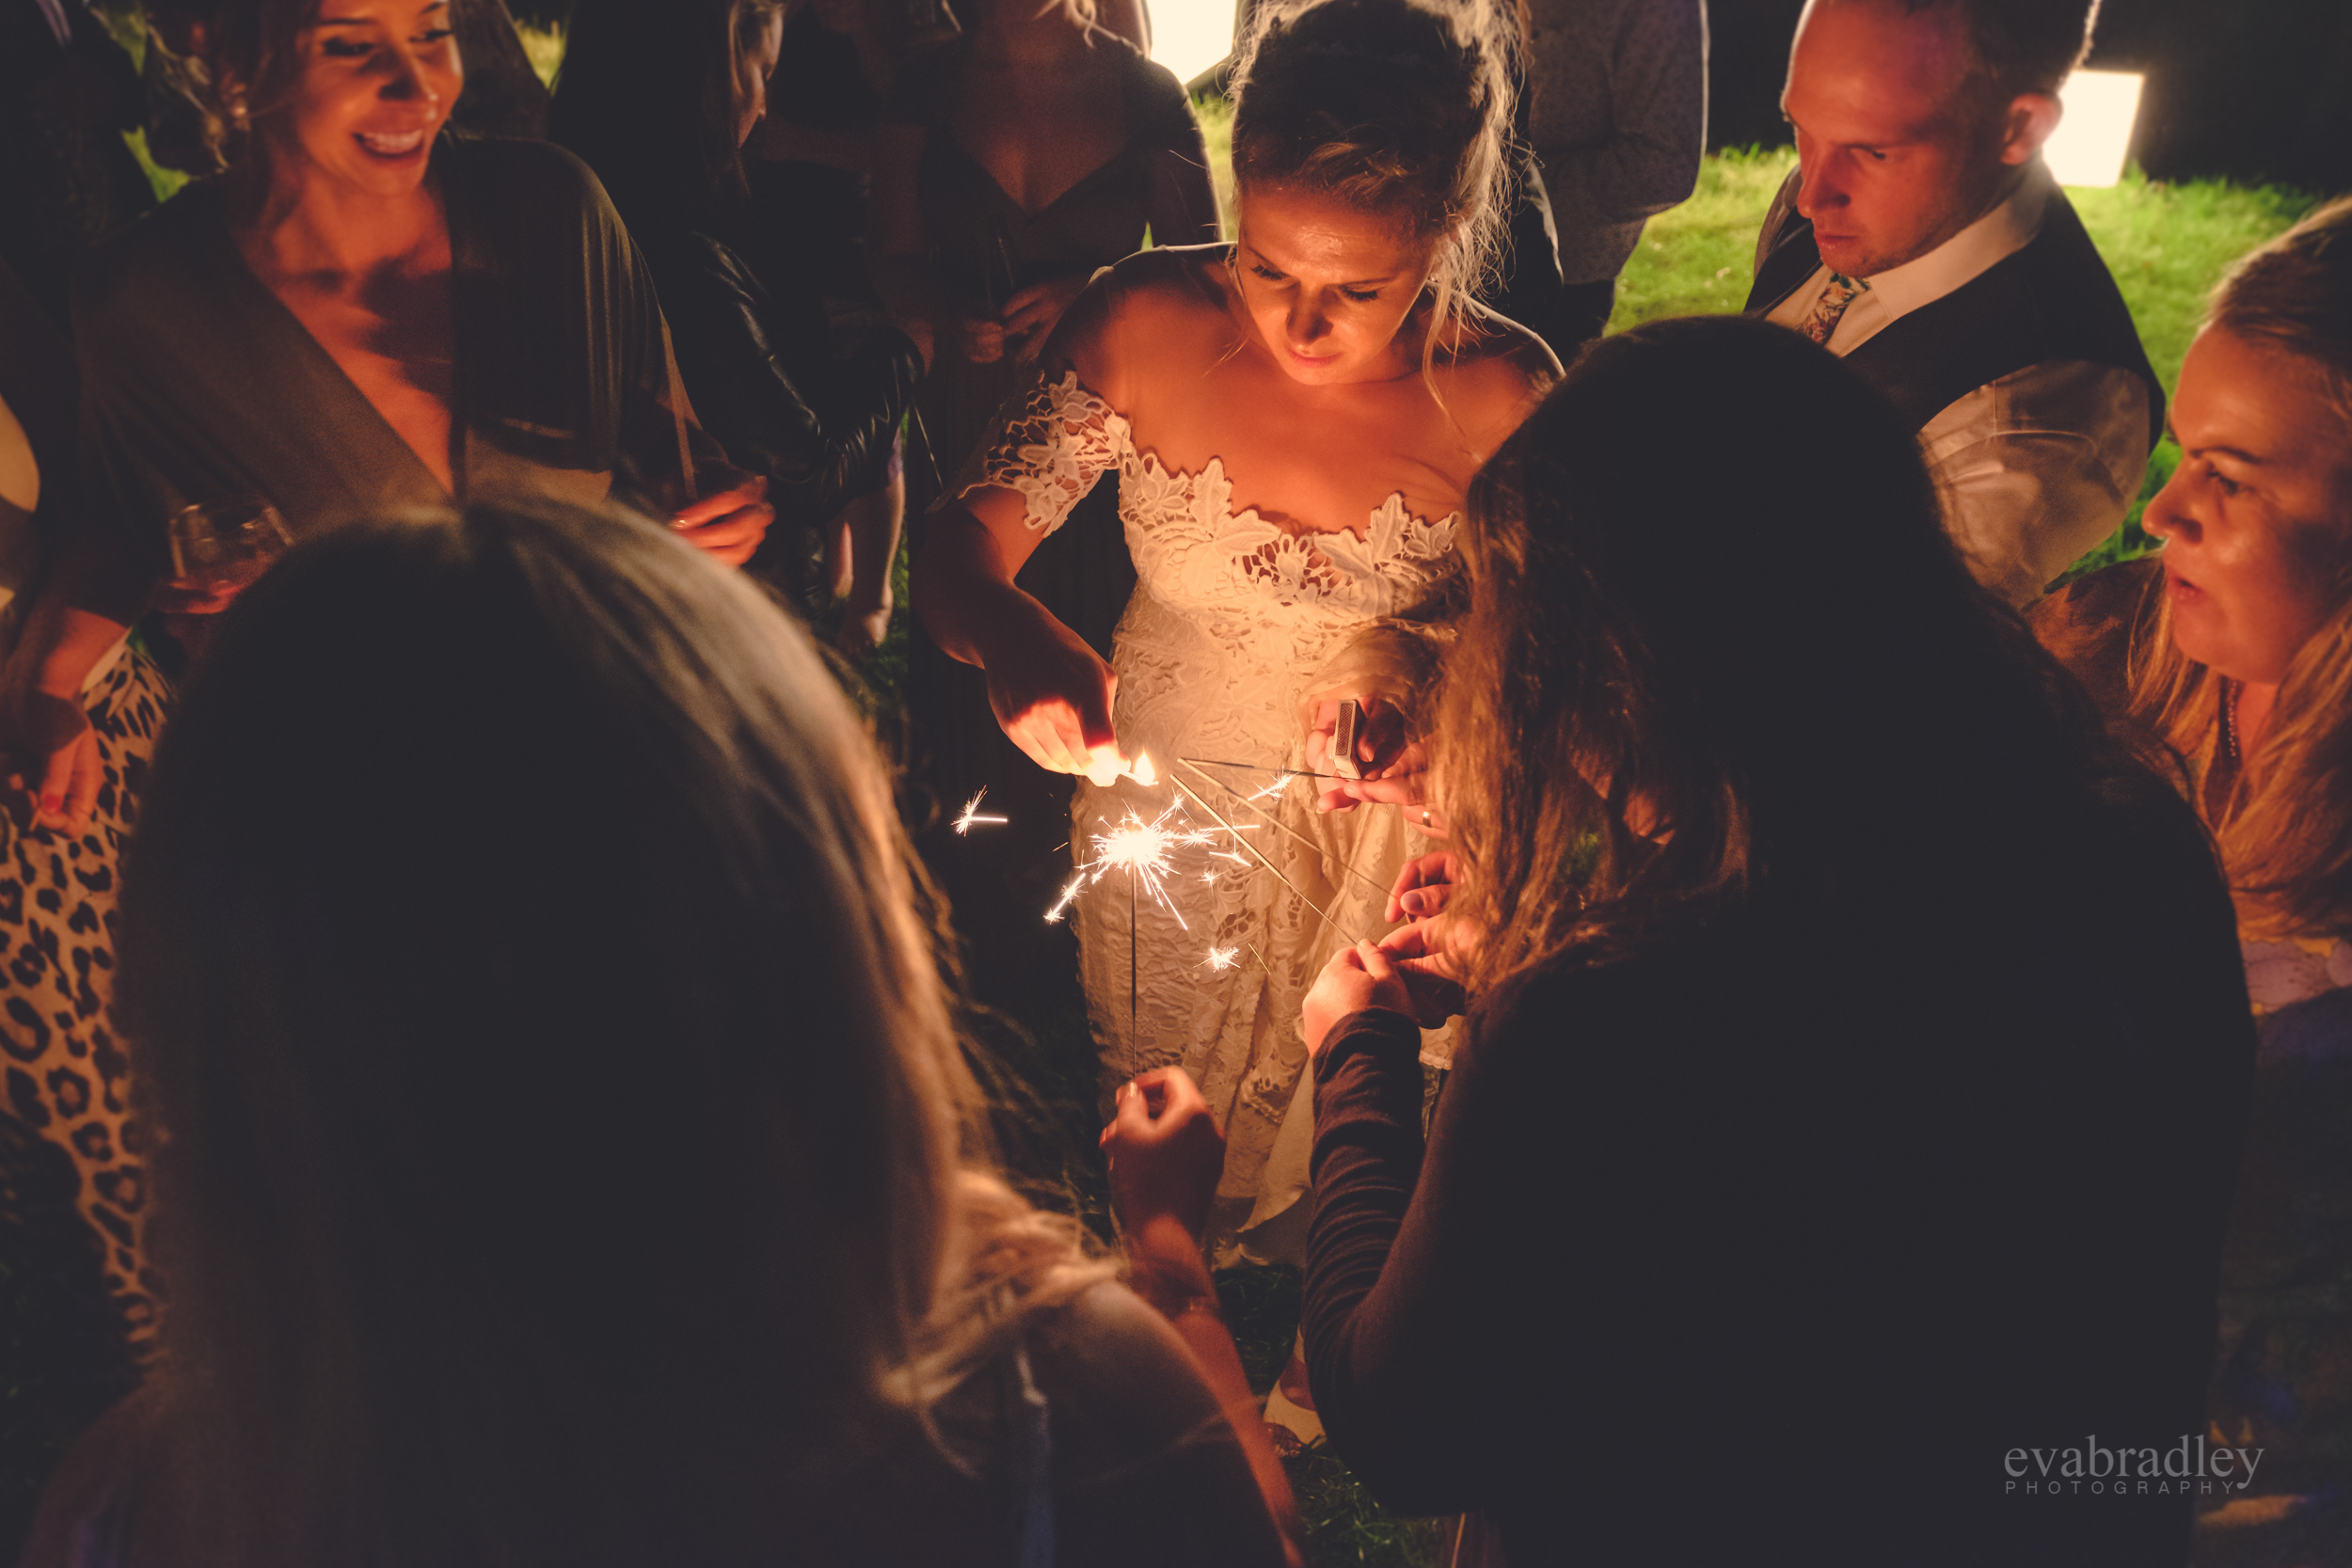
[
  {"xmin": 2033, "ymin": 195, "xmax": 2352, "ymax": 1563},
  {"xmin": 20, "ymin": 498, "xmax": 1292, "ymax": 1568},
  {"xmin": 1284, "ymin": 315, "xmax": 2251, "ymax": 1564},
  {"xmin": 915, "ymin": 0, "xmax": 1554, "ymax": 1261}
]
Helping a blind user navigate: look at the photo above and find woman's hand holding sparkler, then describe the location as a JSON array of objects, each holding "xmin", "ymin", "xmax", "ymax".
[
  {"xmin": 1375, "ymin": 919, "xmax": 1470, "ymax": 1026},
  {"xmin": 1101, "ymin": 1067, "xmax": 1224, "ymax": 1244},
  {"xmin": 1304, "ymin": 940, "xmax": 1422, "ymax": 1055},
  {"xmin": 984, "ymin": 607, "xmax": 1136, "ymax": 784},
  {"xmin": 1101, "ymin": 1065, "xmax": 1309, "ymax": 1566}
]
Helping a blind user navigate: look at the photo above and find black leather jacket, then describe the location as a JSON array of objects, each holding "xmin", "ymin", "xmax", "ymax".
[{"xmin": 645, "ymin": 230, "xmax": 922, "ymax": 588}]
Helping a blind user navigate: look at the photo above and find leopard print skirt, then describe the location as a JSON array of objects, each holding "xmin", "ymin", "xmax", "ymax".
[{"xmin": 0, "ymin": 644, "xmax": 169, "ymax": 1349}]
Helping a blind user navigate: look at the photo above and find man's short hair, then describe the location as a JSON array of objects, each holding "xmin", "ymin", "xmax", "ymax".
[{"xmin": 1905, "ymin": 0, "xmax": 2099, "ymax": 101}]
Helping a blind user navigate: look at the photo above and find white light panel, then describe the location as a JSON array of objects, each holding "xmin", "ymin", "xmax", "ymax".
[{"xmin": 2046, "ymin": 70, "xmax": 2145, "ymax": 189}]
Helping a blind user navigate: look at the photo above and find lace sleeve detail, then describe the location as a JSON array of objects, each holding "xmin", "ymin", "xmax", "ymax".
[{"xmin": 952, "ymin": 369, "xmax": 1126, "ymax": 536}]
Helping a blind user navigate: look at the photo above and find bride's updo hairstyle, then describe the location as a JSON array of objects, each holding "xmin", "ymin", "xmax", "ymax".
[{"xmin": 1228, "ymin": 0, "xmax": 1516, "ymax": 354}]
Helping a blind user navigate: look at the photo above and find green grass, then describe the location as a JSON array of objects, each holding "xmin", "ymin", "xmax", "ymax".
[
  {"xmin": 517, "ymin": 21, "xmax": 565, "ymax": 89},
  {"xmin": 1608, "ymin": 147, "xmax": 2317, "ymax": 581},
  {"xmin": 1609, "ymin": 145, "xmax": 1804, "ymax": 326}
]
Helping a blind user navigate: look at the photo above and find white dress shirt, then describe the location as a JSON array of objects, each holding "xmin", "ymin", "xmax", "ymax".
[{"xmin": 1758, "ymin": 162, "xmax": 2153, "ymax": 606}]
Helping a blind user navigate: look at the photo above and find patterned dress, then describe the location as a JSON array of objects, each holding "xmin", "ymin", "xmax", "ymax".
[
  {"xmin": 1, "ymin": 644, "xmax": 168, "ymax": 1341},
  {"xmin": 964, "ymin": 369, "xmax": 1457, "ymax": 1244}
]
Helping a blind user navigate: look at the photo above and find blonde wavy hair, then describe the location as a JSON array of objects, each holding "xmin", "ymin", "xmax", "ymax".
[
  {"xmin": 120, "ymin": 496, "xmax": 1108, "ymax": 1567},
  {"xmin": 1228, "ymin": 0, "xmax": 1518, "ymax": 387},
  {"xmin": 2127, "ymin": 196, "xmax": 2352, "ymax": 942}
]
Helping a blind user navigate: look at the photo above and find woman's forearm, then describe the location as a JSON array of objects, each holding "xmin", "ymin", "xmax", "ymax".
[
  {"xmin": 1126, "ymin": 1215, "xmax": 1305, "ymax": 1565},
  {"xmin": 6, "ymin": 543, "xmax": 141, "ymax": 700},
  {"xmin": 910, "ymin": 504, "xmax": 1051, "ymax": 669}
]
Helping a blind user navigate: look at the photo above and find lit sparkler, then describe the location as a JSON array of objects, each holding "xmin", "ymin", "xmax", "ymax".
[
  {"xmin": 1042, "ymin": 790, "xmax": 1259, "ymax": 1070},
  {"xmin": 952, "ymin": 788, "xmax": 1009, "ymax": 836},
  {"xmin": 1071, "ymin": 801, "xmax": 1209, "ymax": 930},
  {"xmin": 1203, "ymin": 945, "xmax": 1240, "ymax": 972}
]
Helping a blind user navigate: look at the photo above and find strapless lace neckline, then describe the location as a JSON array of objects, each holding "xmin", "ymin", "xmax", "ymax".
[{"xmin": 967, "ymin": 371, "xmax": 1460, "ymax": 626}]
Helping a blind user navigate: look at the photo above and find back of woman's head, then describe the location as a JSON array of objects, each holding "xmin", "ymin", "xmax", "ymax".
[
  {"xmin": 1230, "ymin": 0, "xmax": 1515, "ymax": 322},
  {"xmin": 551, "ymin": 0, "xmax": 771, "ymax": 237},
  {"xmin": 121, "ymin": 497, "xmax": 1089, "ymax": 1565},
  {"xmin": 1438, "ymin": 315, "xmax": 2116, "ymax": 983}
]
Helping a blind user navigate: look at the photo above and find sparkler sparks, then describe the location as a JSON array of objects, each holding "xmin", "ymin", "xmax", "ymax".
[
  {"xmin": 1041, "ymin": 799, "xmax": 1254, "ymax": 930},
  {"xmin": 1203, "ymin": 945, "xmax": 1240, "ymax": 972},
  {"xmin": 952, "ymin": 788, "xmax": 1009, "ymax": 836},
  {"xmin": 1086, "ymin": 804, "xmax": 1197, "ymax": 930}
]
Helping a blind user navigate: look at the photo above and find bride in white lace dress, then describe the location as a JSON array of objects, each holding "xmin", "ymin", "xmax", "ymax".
[{"xmin": 914, "ymin": 0, "xmax": 1553, "ymax": 1249}]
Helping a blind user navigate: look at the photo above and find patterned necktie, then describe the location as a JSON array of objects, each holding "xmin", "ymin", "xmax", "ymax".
[{"xmin": 1800, "ymin": 272, "xmax": 1869, "ymax": 347}]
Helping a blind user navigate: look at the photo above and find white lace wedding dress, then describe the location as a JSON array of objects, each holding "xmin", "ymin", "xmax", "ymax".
[{"xmin": 965, "ymin": 368, "xmax": 1460, "ymax": 1245}]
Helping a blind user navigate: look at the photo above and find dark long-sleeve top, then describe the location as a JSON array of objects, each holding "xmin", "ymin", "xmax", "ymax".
[
  {"xmin": 1305, "ymin": 789, "xmax": 2256, "ymax": 1566},
  {"xmin": 639, "ymin": 229, "xmax": 921, "ymax": 580}
]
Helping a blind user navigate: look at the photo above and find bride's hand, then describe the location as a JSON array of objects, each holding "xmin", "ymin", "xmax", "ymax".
[{"xmin": 984, "ymin": 610, "xmax": 1127, "ymax": 780}]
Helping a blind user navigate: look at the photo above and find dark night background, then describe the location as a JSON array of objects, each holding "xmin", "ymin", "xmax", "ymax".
[
  {"xmin": 1706, "ymin": 0, "xmax": 2352, "ymax": 193},
  {"xmin": 507, "ymin": 0, "xmax": 2352, "ymax": 192}
]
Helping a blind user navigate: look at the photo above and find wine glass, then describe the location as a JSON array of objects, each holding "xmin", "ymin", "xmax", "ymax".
[{"xmin": 167, "ymin": 496, "xmax": 293, "ymax": 596}]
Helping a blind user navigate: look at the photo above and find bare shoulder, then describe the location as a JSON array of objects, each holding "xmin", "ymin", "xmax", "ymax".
[
  {"xmin": 1025, "ymin": 1277, "xmax": 1225, "ymax": 1430},
  {"xmin": 1042, "ymin": 246, "xmax": 1236, "ymax": 402},
  {"xmin": 1435, "ymin": 309, "xmax": 1564, "ymax": 456},
  {"xmin": 1025, "ymin": 1281, "xmax": 1288, "ymax": 1568},
  {"xmin": 1076, "ymin": 245, "xmax": 1231, "ymax": 334}
]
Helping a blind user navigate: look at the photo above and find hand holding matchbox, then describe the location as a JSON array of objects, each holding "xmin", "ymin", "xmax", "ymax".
[{"xmin": 1304, "ymin": 694, "xmax": 1439, "ymax": 824}]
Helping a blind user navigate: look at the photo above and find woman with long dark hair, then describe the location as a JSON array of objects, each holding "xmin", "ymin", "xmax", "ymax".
[
  {"xmin": 1270, "ymin": 316, "xmax": 2254, "ymax": 1563},
  {"xmin": 552, "ymin": 0, "xmax": 923, "ymax": 613},
  {"xmin": 20, "ymin": 497, "xmax": 1294, "ymax": 1568}
]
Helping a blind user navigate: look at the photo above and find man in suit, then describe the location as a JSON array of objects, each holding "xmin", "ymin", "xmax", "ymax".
[{"xmin": 1748, "ymin": 0, "xmax": 2161, "ymax": 606}]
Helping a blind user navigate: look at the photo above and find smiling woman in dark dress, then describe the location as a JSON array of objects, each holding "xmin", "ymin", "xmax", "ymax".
[{"xmin": 0, "ymin": 0, "xmax": 770, "ymax": 1336}]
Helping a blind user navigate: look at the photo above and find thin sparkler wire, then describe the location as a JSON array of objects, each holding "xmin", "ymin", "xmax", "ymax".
[
  {"xmin": 1168, "ymin": 773, "xmax": 1371, "ymax": 947},
  {"xmin": 1129, "ymin": 867, "xmax": 1138, "ymax": 1077},
  {"xmin": 1179, "ymin": 755, "xmax": 1354, "ymax": 783},
  {"xmin": 1175, "ymin": 758, "xmax": 1392, "ymax": 899}
]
